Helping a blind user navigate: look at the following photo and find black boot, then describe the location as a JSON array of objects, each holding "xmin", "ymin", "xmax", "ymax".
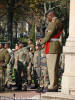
[
  {"xmin": 22, "ymin": 85, "xmax": 27, "ymax": 91},
  {"xmin": 36, "ymin": 87, "xmax": 44, "ymax": 93},
  {"xmin": 43, "ymin": 87, "xmax": 49, "ymax": 92}
]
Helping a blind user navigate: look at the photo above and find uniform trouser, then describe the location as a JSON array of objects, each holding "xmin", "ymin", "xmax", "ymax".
[
  {"xmin": 33, "ymin": 68, "xmax": 39, "ymax": 85},
  {"xmin": 15, "ymin": 61, "xmax": 27, "ymax": 89},
  {"xmin": 46, "ymin": 54, "xmax": 60, "ymax": 90},
  {"xmin": 6, "ymin": 64, "xmax": 12, "ymax": 84},
  {"xmin": 0, "ymin": 69, "xmax": 6, "ymax": 91},
  {"xmin": 27, "ymin": 63, "xmax": 31, "ymax": 81},
  {"xmin": 40, "ymin": 66, "xmax": 49, "ymax": 88}
]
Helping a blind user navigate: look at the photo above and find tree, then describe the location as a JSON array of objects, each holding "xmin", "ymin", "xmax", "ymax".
[{"xmin": 0, "ymin": 0, "xmax": 70, "ymax": 46}]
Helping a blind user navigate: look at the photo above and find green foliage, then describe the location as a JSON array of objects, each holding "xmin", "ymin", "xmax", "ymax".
[
  {"xmin": 17, "ymin": 37, "xmax": 28, "ymax": 46},
  {"xmin": 0, "ymin": 0, "xmax": 70, "ymax": 46}
]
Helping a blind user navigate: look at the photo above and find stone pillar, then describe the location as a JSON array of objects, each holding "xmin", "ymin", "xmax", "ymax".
[{"xmin": 61, "ymin": 0, "xmax": 75, "ymax": 95}]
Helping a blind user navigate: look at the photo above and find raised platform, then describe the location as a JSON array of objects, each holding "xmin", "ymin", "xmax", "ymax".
[{"xmin": 41, "ymin": 92, "xmax": 75, "ymax": 100}]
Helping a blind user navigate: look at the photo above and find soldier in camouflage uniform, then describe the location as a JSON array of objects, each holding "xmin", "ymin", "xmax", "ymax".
[
  {"xmin": 28, "ymin": 39, "xmax": 35, "ymax": 54},
  {"xmin": 33, "ymin": 44, "xmax": 49, "ymax": 92},
  {"xmin": 4, "ymin": 43, "xmax": 14, "ymax": 88},
  {"xmin": 0, "ymin": 43, "xmax": 10, "ymax": 91},
  {"xmin": 13, "ymin": 44, "xmax": 20, "ymax": 90},
  {"xmin": 15, "ymin": 43, "xmax": 29, "ymax": 91},
  {"xmin": 39, "ymin": 46, "xmax": 49, "ymax": 92},
  {"xmin": 21, "ymin": 44, "xmax": 30, "ymax": 90},
  {"xmin": 27, "ymin": 39, "xmax": 35, "ymax": 86},
  {"xmin": 33, "ymin": 44, "xmax": 39, "ymax": 88}
]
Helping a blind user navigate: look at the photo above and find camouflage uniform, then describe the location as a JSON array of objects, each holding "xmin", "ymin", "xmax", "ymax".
[
  {"xmin": 33, "ymin": 49, "xmax": 49, "ymax": 88},
  {"xmin": 27, "ymin": 45, "xmax": 34, "ymax": 85},
  {"xmin": 27, "ymin": 55, "xmax": 31, "ymax": 83},
  {"xmin": 6, "ymin": 48, "xmax": 14, "ymax": 85},
  {"xmin": 13, "ymin": 49, "xmax": 19, "ymax": 89},
  {"xmin": 33, "ymin": 50, "xmax": 39, "ymax": 86},
  {"xmin": 29, "ymin": 44, "xmax": 35, "ymax": 54},
  {"xmin": 40, "ymin": 49, "xmax": 49, "ymax": 88},
  {"xmin": 0, "ymin": 48, "xmax": 10, "ymax": 91},
  {"xmin": 15, "ymin": 47, "xmax": 28, "ymax": 90},
  {"xmin": 21, "ymin": 47, "xmax": 29, "ymax": 89}
]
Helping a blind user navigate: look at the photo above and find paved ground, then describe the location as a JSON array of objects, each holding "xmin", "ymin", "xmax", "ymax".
[{"xmin": 0, "ymin": 90, "xmax": 44, "ymax": 99}]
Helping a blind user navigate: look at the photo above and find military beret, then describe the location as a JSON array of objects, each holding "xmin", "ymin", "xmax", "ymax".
[
  {"xmin": 29, "ymin": 39, "xmax": 33, "ymax": 42},
  {"xmin": 36, "ymin": 42, "xmax": 41, "ymax": 47},
  {"xmin": 18, "ymin": 41, "xmax": 23, "ymax": 44},
  {"xmin": 0, "ymin": 41, "xmax": 10, "ymax": 45}
]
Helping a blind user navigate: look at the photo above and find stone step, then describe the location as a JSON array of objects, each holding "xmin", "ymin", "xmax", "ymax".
[
  {"xmin": 41, "ymin": 92, "xmax": 75, "ymax": 100},
  {"xmin": 69, "ymin": 88, "xmax": 75, "ymax": 95}
]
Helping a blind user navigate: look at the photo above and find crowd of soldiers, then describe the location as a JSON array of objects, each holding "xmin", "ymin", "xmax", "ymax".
[
  {"xmin": 0, "ymin": 38, "xmax": 50, "ymax": 92},
  {"xmin": 0, "ymin": 9, "xmax": 64, "ymax": 92}
]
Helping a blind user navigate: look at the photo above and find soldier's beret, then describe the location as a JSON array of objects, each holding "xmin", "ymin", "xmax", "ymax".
[
  {"xmin": 0, "ymin": 41, "xmax": 10, "ymax": 45},
  {"xmin": 36, "ymin": 42, "xmax": 41, "ymax": 47}
]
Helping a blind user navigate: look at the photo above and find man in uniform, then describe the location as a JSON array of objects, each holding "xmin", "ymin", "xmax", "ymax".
[
  {"xmin": 36, "ymin": 43, "xmax": 49, "ymax": 92},
  {"xmin": 41, "ymin": 9, "xmax": 63, "ymax": 91},
  {"xmin": 0, "ymin": 43, "xmax": 10, "ymax": 91},
  {"xmin": 13, "ymin": 44, "xmax": 19, "ymax": 90},
  {"xmin": 15, "ymin": 42, "xmax": 29, "ymax": 91},
  {"xmin": 4, "ymin": 43, "xmax": 14, "ymax": 88},
  {"xmin": 27, "ymin": 39, "xmax": 35, "ymax": 86},
  {"xmin": 28, "ymin": 39, "xmax": 35, "ymax": 54}
]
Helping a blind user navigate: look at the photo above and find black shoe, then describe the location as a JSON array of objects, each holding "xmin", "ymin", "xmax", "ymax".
[
  {"xmin": 6, "ymin": 84, "xmax": 12, "ymax": 89},
  {"xmin": 28, "ymin": 80, "xmax": 31, "ymax": 86},
  {"xmin": 22, "ymin": 85, "xmax": 27, "ymax": 91},
  {"xmin": 30, "ymin": 84, "xmax": 35, "ymax": 89},
  {"xmin": 36, "ymin": 87, "xmax": 44, "ymax": 93},
  {"xmin": 43, "ymin": 87, "xmax": 49, "ymax": 92},
  {"xmin": 48, "ymin": 88, "xmax": 58, "ymax": 92},
  {"xmin": 15, "ymin": 87, "xmax": 22, "ymax": 91}
]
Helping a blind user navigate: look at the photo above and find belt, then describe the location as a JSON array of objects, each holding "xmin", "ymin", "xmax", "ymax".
[
  {"xmin": 40, "ymin": 62, "xmax": 47, "ymax": 66},
  {"xmin": 51, "ymin": 38, "xmax": 60, "ymax": 41},
  {"xmin": 41, "ymin": 57, "xmax": 46, "ymax": 59}
]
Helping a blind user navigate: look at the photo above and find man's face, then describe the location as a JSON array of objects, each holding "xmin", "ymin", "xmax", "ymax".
[
  {"xmin": 15, "ymin": 45, "xmax": 19, "ymax": 50},
  {"xmin": 47, "ymin": 13, "xmax": 52, "ymax": 22},
  {"xmin": 19, "ymin": 43, "xmax": 22, "ymax": 48},
  {"xmin": 46, "ymin": 11, "xmax": 55, "ymax": 22},
  {"xmin": 28, "ymin": 40, "xmax": 32, "ymax": 44},
  {"xmin": 35, "ymin": 45, "xmax": 39, "ymax": 50},
  {"xmin": 4, "ymin": 44, "xmax": 8, "ymax": 49}
]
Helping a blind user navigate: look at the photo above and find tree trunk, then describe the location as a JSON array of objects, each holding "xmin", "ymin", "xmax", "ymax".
[
  {"xmin": 7, "ymin": 0, "xmax": 15, "ymax": 48},
  {"xmin": 14, "ymin": 21, "xmax": 18, "ymax": 39}
]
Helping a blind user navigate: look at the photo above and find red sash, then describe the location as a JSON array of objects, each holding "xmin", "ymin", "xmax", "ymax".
[{"xmin": 45, "ymin": 30, "xmax": 63, "ymax": 54}]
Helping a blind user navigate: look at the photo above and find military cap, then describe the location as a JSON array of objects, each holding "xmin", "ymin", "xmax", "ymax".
[
  {"xmin": 29, "ymin": 38, "xmax": 33, "ymax": 42},
  {"xmin": 18, "ymin": 41, "xmax": 22, "ymax": 44},
  {"xmin": 4, "ymin": 41, "xmax": 10, "ymax": 44}
]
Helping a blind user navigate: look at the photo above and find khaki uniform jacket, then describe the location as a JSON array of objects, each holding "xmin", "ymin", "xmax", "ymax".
[
  {"xmin": 0, "ymin": 48, "xmax": 10, "ymax": 69},
  {"xmin": 41, "ymin": 17, "xmax": 63, "ymax": 54},
  {"xmin": 29, "ymin": 44, "xmax": 35, "ymax": 54}
]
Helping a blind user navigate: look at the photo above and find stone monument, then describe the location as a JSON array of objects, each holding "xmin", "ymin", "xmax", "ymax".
[{"xmin": 61, "ymin": 0, "xmax": 75, "ymax": 95}]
